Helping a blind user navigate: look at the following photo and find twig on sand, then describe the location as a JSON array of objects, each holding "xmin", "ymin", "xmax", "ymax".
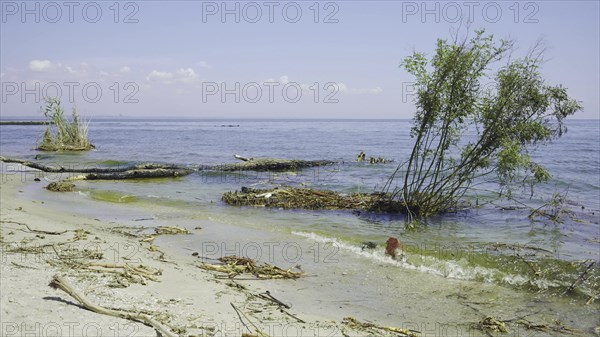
[
  {"xmin": 11, "ymin": 261, "xmax": 37, "ymax": 269},
  {"xmin": 256, "ymin": 291, "xmax": 305, "ymax": 323},
  {"xmin": 280, "ymin": 309, "xmax": 305, "ymax": 324},
  {"xmin": 342, "ymin": 317, "xmax": 419, "ymax": 337},
  {"xmin": 230, "ymin": 303, "xmax": 252, "ymax": 334},
  {"xmin": 257, "ymin": 291, "xmax": 291, "ymax": 309},
  {"xmin": 230, "ymin": 302, "xmax": 270, "ymax": 337},
  {"xmin": 0, "ymin": 220, "xmax": 68, "ymax": 235},
  {"xmin": 49, "ymin": 275, "xmax": 178, "ymax": 337}
]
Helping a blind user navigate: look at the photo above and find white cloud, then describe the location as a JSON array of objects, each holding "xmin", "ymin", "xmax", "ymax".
[
  {"xmin": 197, "ymin": 61, "xmax": 211, "ymax": 69},
  {"xmin": 62, "ymin": 63, "xmax": 90, "ymax": 76},
  {"xmin": 29, "ymin": 60, "xmax": 52, "ymax": 72},
  {"xmin": 176, "ymin": 67, "xmax": 197, "ymax": 79},
  {"xmin": 146, "ymin": 70, "xmax": 174, "ymax": 82},
  {"xmin": 120, "ymin": 66, "xmax": 131, "ymax": 73},
  {"xmin": 146, "ymin": 68, "xmax": 199, "ymax": 84},
  {"xmin": 353, "ymin": 87, "xmax": 383, "ymax": 94},
  {"xmin": 336, "ymin": 83, "xmax": 382, "ymax": 94}
]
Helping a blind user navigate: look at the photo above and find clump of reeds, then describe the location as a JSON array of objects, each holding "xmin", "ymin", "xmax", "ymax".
[{"xmin": 37, "ymin": 98, "xmax": 94, "ymax": 151}]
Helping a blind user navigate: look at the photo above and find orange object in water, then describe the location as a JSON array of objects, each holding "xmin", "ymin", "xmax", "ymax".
[{"xmin": 385, "ymin": 237, "xmax": 400, "ymax": 258}]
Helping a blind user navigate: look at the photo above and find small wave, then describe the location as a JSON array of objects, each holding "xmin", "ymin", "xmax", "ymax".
[
  {"xmin": 291, "ymin": 231, "xmax": 498, "ymax": 280},
  {"xmin": 291, "ymin": 231, "xmax": 565, "ymax": 291}
]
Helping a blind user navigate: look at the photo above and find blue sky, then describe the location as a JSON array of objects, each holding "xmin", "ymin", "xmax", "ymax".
[{"xmin": 1, "ymin": 0, "xmax": 598, "ymax": 119}]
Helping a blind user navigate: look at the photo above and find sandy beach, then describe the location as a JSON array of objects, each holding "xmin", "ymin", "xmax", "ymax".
[
  {"xmin": 2, "ymin": 163, "xmax": 599, "ymax": 337},
  {"xmin": 1, "ymin": 172, "xmax": 361, "ymax": 337}
]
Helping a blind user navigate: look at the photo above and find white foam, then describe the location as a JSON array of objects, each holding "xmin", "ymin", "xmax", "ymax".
[
  {"xmin": 502, "ymin": 274, "xmax": 529, "ymax": 286},
  {"xmin": 291, "ymin": 231, "xmax": 544, "ymax": 288}
]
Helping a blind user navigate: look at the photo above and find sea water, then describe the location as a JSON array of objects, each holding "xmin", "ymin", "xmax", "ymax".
[{"xmin": 2, "ymin": 119, "xmax": 599, "ymax": 333}]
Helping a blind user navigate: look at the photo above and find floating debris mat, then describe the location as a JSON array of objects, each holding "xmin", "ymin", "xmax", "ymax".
[
  {"xmin": 217, "ymin": 158, "xmax": 334, "ymax": 172},
  {"xmin": 222, "ymin": 186, "xmax": 404, "ymax": 212}
]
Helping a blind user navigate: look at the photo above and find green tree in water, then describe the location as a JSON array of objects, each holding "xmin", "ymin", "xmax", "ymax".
[{"xmin": 385, "ymin": 30, "xmax": 582, "ymax": 217}]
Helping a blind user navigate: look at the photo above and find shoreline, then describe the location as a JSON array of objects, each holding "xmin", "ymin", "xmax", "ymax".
[
  {"xmin": 2, "ymin": 168, "xmax": 599, "ymax": 336},
  {"xmin": 3, "ymin": 171, "xmax": 439, "ymax": 337},
  {"xmin": 0, "ymin": 174, "xmax": 345, "ymax": 337}
]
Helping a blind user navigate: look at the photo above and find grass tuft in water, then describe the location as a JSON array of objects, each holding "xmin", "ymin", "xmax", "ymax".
[{"xmin": 37, "ymin": 98, "xmax": 94, "ymax": 152}]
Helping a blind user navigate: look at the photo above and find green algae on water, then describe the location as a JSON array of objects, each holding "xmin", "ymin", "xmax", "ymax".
[{"xmin": 89, "ymin": 190, "xmax": 138, "ymax": 203}]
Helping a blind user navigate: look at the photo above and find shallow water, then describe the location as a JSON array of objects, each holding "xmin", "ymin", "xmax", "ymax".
[{"xmin": 2, "ymin": 119, "xmax": 599, "ymax": 333}]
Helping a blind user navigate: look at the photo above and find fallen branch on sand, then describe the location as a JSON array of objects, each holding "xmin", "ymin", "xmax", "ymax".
[
  {"xmin": 48, "ymin": 243, "xmax": 161, "ymax": 287},
  {"xmin": 222, "ymin": 186, "xmax": 404, "ymax": 213},
  {"xmin": 342, "ymin": 317, "xmax": 420, "ymax": 337},
  {"xmin": 49, "ymin": 275, "xmax": 178, "ymax": 337},
  {"xmin": 197, "ymin": 256, "xmax": 303, "ymax": 280},
  {"xmin": 48, "ymin": 258, "xmax": 162, "ymax": 287}
]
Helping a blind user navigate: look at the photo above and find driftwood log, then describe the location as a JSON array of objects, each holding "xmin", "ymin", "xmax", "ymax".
[
  {"xmin": 0, "ymin": 156, "xmax": 190, "ymax": 174},
  {"xmin": 0, "ymin": 121, "xmax": 51, "ymax": 125},
  {"xmin": 70, "ymin": 168, "xmax": 192, "ymax": 180},
  {"xmin": 49, "ymin": 275, "xmax": 178, "ymax": 337},
  {"xmin": 0, "ymin": 155, "xmax": 335, "ymax": 180},
  {"xmin": 219, "ymin": 155, "xmax": 334, "ymax": 172},
  {"xmin": 1, "ymin": 156, "xmax": 192, "ymax": 181}
]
